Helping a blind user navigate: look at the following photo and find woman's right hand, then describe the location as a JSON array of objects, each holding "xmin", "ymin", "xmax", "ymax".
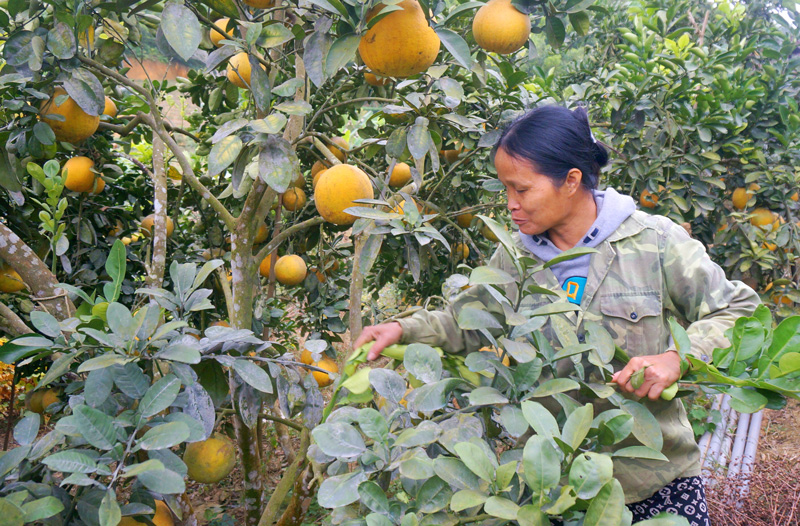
[{"xmin": 353, "ymin": 322, "xmax": 403, "ymax": 361}]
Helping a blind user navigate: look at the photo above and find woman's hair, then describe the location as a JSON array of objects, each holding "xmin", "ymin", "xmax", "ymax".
[{"xmin": 493, "ymin": 105, "xmax": 609, "ymax": 190}]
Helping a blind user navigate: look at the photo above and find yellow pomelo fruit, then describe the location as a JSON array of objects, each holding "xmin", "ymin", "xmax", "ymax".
[
  {"xmin": 202, "ymin": 248, "xmax": 226, "ymax": 260},
  {"xmin": 119, "ymin": 500, "xmax": 174, "ymax": 526},
  {"xmin": 184, "ymin": 433, "xmax": 237, "ymax": 484},
  {"xmin": 210, "ymin": 18, "xmax": 234, "ymax": 46},
  {"xmin": 481, "ymin": 222, "xmax": 501, "ymax": 242},
  {"xmin": 358, "ymin": 0, "xmax": 440, "ymax": 78},
  {"xmin": 227, "ymin": 53, "xmax": 256, "ymax": 89},
  {"xmin": 140, "ymin": 214, "xmax": 175, "ymax": 238},
  {"xmin": 311, "ymin": 160, "xmax": 329, "ymax": 177},
  {"xmin": 750, "ymin": 207, "xmax": 774, "ymax": 228},
  {"xmin": 93, "ymin": 178, "xmax": 105, "ymax": 194},
  {"xmin": 329, "ymin": 137, "xmax": 348, "ymax": 162},
  {"xmin": 282, "ymin": 187, "xmax": 307, "ymax": 211},
  {"xmin": 365, "ymin": 72, "xmax": 391, "ymax": 86},
  {"xmin": 791, "ymin": 191, "xmax": 799, "ymax": 202},
  {"xmin": 40, "ymin": 389, "xmax": 60, "ymax": 411},
  {"xmin": 473, "ymin": 0, "xmax": 531, "ymax": 55},
  {"xmin": 480, "ymin": 346, "xmax": 511, "ymax": 366},
  {"xmin": 243, "ymin": 0, "xmax": 274, "ymax": 7},
  {"xmin": 0, "ymin": 267, "xmax": 25, "ymax": 293},
  {"xmin": 274, "ymin": 254, "xmax": 307, "ymax": 286},
  {"xmin": 388, "ymin": 162, "xmax": 412, "ymax": 187},
  {"xmin": 311, "ymin": 358, "xmax": 338, "ymax": 387},
  {"xmin": 289, "ymin": 171, "xmax": 306, "ymax": 189},
  {"xmin": 639, "ymin": 188, "xmax": 659, "ymax": 209},
  {"xmin": 312, "ymin": 168, "xmax": 327, "ymax": 189},
  {"xmin": 103, "ymin": 96, "xmax": 118, "ymax": 118},
  {"xmin": 40, "ymin": 88, "xmax": 100, "ymax": 144},
  {"xmin": 456, "ymin": 212, "xmax": 474, "ymax": 228},
  {"xmin": 26, "ymin": 390, "xmax": 45, "ymax": 414},
  {"xmin": 259, "ymin": 253, "xmax": 276, "ymax": 278},
  {"xmin": 731, "ymin": 187, "xmax": 756, "ymax": 210},
  {"xmin": 390, "ymin": 198, "xmax": 421, "ymax": 215},
  {"xmin": 209, "ymin": 320, "xmax": 230, "ymax": 327},
  {"xmin": 452, "ymin": 242, "xmax": 469, "ymax": 261},
  {"xmin": 314, "ymin": 164, "xmax": 375, "ymax": 225},
  {"xmin": 254, "ymin": 223, "xmax": 269, "ymax": 244},
  {"xmin": 441, "ymin": 148, "xmax": 464, "ymax": 164},
  {"xmin": 300, "ymin": 349, "xmax": 315, "ymax": 365},
  {"xmin": 62, "ymin": 156, "xmax": 96, "ymax": 193}
]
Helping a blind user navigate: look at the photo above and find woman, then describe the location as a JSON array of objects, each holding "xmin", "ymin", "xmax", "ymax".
[{"xmin": 354, "ymin": 105, "xmax": 759, "ymax": 525}]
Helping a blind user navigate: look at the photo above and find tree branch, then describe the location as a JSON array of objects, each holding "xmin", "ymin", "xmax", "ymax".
[
  {"xmin": 255, "ymin": 216, "xmax": 324, "ymax": 262},
  {"xmin": 0, "ymin": 222, "xmax": 75, "ymax": 320},
  {"xmin": 257, "ymin": 428, "xmax": 310, "ymax": 526},
  {"xmin": 0, "ymin": 302, "xmax": 33, "ymax": 337}
]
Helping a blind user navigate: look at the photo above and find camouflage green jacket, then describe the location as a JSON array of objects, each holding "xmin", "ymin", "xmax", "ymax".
[{"xmin": 397, "ymin": 211, "xmax": 760, "ymax": 503}]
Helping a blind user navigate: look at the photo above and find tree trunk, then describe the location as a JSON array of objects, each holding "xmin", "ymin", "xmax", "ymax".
[
  {"xmin": 0, "ymin": 223, "xmax": 75, "ymax": 320},
  {"xmin": 145, "ymin": 136, "xmax": 168, "ymax": 288}
]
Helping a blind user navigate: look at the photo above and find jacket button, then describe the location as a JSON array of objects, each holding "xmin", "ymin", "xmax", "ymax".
[{"xmin": 630, "ymin": 312, "xmax": 638, "ymax": 320}]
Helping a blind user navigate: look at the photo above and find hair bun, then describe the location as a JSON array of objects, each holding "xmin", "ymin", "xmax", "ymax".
[{"xmin": 593, "ymin": 141, "xmax": 609, "ymax": 168}]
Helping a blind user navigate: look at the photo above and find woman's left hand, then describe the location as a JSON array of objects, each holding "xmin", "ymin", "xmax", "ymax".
[{"xmin": 612, "ymin": 351, "xmax": 682, "ymax": 401}]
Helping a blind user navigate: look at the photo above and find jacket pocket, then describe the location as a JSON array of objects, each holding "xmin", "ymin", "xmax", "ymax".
[{"xmin": 599, "ymin": 292, "xmax": 662, "ymax": 356}]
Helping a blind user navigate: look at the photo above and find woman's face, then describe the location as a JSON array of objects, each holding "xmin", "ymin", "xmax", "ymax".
[{"xmin": 495, "ymin": 147, "xmax": 577, "ymax": 236}]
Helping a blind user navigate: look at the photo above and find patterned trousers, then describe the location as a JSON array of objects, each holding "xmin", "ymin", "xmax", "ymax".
[{"xmin": 628, "ymin": 476, "xmax": 711, "ymax": 526}]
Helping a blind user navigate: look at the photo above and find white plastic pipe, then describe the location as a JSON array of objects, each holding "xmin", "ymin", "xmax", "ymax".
[
  {"xmin": 726, "ymin": 410, "xmax": 751, "ymax": 479},
  {"xmin": 702, "ymin": 394, "xmax": 732, "ymax": 477},
  {"xmin": 697, "ymin": 394, "xmax": 723, "ymax": 464},
  {"xmin": 718, "ymin": 409, "xmax": 739, "ymax": 470},
  {"xmin": 739, "ymin": 410, "xmax": 764, "ymax": 498}
]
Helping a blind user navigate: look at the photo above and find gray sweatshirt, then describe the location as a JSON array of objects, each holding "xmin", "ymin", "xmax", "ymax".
[{"xmin": 519, "ymin": 187, "xmax": 637, "ymax": 304}]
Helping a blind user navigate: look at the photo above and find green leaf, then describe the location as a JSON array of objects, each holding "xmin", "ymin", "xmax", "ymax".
[
  {"xmin": 434, "ymin": 457, "xmax": 483, "ymax": 491},
  {"xmin": 457, "ymin": 306, "xmax": 503, "ymax": 331},
  {"xmin": 435, "ymin": 28, "xmax": 473, "ymax": 70},
  {"xmin": 357, "ymin": 408, "xmax": 388, "ymax": 444},
  {"xmin": 250, "ymin": 114, "xmax": 288, "ymax": 135},
  {"xmin": 358, "ymin": 481, "xmax": 390, "ymax": 515},
  {"xmin": 485, "ymin": 496, "xmax": 520, "ymax": 520},
  {"xmin": 311, "ymin": 422, "xmax": 366, "ymax": 458},
  {"xmin": 199, "ymin": 0, "xmax": 238, "ymax": 18},
  {"xmin": 517, "ymin": 504, "xmax": 549, "ymax": 526},
  {"xmin": 469, "ymin": 266, "xmax": 516, "ymax": 286},
  {"xmin": 407, "ymin": 119, "xmax": 430, "ymax": 161},
  {"xmin": 406, "ymin": 378, "xmax": 464, "ymax": 412},
  {"xmin": 317, "ymin": 471, "xmax": 367, "ymax": 508},
  {"xmin": 261, "ymin": 22, "xmax": 295, "ymax": 48},
  {"xmin": 21, "ymin": 496, "xmax": 64, "ymax": 522},
  {"xmin": 274, "ymin": 100, "xmax": 313, "ymax": 116},
  {"xmin": 85, "ymin": 367, "xmax": 114, "ymax": 410},
  {"xmin": 106, "ymin": 302, "xmax": 136, "ymax": 341},
  {"xmin": 568, "ymin": 11, "xmax": 590, "ymax": 36},
  {"xmin": 778, "ymin": 352, "xmax": 800, "ymax": 377},
  {"xmin": 566, "ymin": 0, "xmax": 596, "ymax": 13},
  {"xmin": 139, "ymin": 374, "xmax": 181, "ymax": 418},
  {"xmin": 521, "ymin": 435, "xmax": 561, "ymax": 494},
  {"xmin": 542, "ymin": 485, "xmax": 578, "ymax": 515},
  {"xmin": 584, "ymin": 479, "xmax": 625, "ymax": 526},
  {"xmin": 450, "ymin": 489, "xmax": 488, "ymax": 512},
  {"xmin": 568, "ymin": 452, "xmax": 613, "ymax": 499},
  {"xmin": 104, "ymin": 240, "xmax": 127, "ymax": 302},
  {"xmin": 394, "ymin": 421, "xmax": 441, "ymax": 448},
  {"xmin": 545, "ymin": 16, "xmax": 566, "ymax": 48},
  {"xmin": 258, "ymin": 135, "xmax": 299, "ymax": 194},
  {"xmin": 454, "ymin": 441, "xmax": 496, "ymax": 483},
  {"xmin": 612, "ymin": 446, "xmax": 669, "ymax": 462},
  {"xmin": 74, "ymin": 405, "xmax": 117, "ymax": 450},
  {"xmin": 500, "ymin": 406, "xmax": 529, "ymax": 437},
  {"xmin": 137, "ymin": 468, "xmax": 186, "ymax": 494},
  {"xmin": 531, "ymin": 378, "xmax": 580, "ymax": 397},
  {"xmin": 561, "ymin": 403, "xmax": 593, "ymax": 451},
  {"xmin": 501, "ymin": 337, "xmax": 540, "ymax": 363},
  {"xmin": 208, "ymin": 135, "xmax": 243, "ymax": 176},
  {"xmin": 29, "ymin": 311, "xmax": 60, "ymax": 338},
  {"xmin": 620, "ymin": 399, "xmax": 663, "ymax": 451},
  {"xmin": 78, "ymin": 353, "xmax": 129, "ymax": 373},
  {"xmin": 0, "ymin": 499, "xmax": 24, "ymax": 526},
  {"xmin": 13, "ymin": 412, "xmax": 40, "ymax": 446},
  {"xmin": 369, "ymin": 368, "xmax": 406, "ymax": 404},
  {"xmin": 64, "ymin": 68, "xmax": 104, "ymax": 116},
  {"xmin": 99, "ymin": 489, "xmax": 121, "ymax": 526},
  {"xmin": 233, "ymin": 359, "xmax": 273, "ymax": 393},
  {"xmin": 468, "ymin": 386, "xmax": 509, "ymax": 406},
  {"xmin": 156, "ymin": 344, "xmax": 201, "ymax": 364},
  {"xmin": 727, "ymin": 387, "xmax": 768, "ymax": 413},
  {"xmin": 521, "ymin": 400, "xmax": 559, "ymax": 438},
  {"xmin": 122, "ymin": 459, "xmax": 165, "ymax": 477},
  {"xmin": 417, "ymin": 476, "xmax": 452, "ymax": 513},
  {"xmin": 759, "ymin": 317, "xmax": 800, "ymax": 377},
  {"xmin": 139, "ymin": 421, "xmax": 191, "ymax": 450},
  {"xmin": 41, "ymin": 450, "xmax": 97, "ymax": 473},
  {"xmin": 403, "ymin": 343, "xmax": 443, "ymax": 384},
  {"xmin": 161, "ymin": 2, "xmax": 202, "ymax": 61},
  {"xmin": 325, "ymin": 34, "xmax": 359, "ymax": 76}
]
